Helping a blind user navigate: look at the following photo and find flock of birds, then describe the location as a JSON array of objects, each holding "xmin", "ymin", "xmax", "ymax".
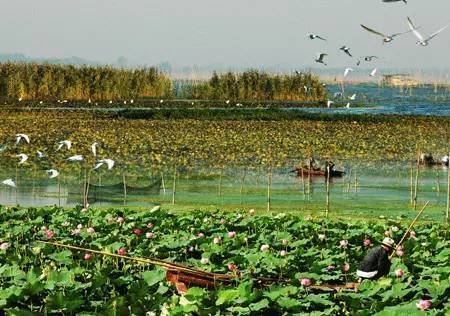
[
  {"xmin": 0, "ymin": 134, "xmax": 115, "ymax": 189},
  {"xmin": 306, "ymin": 2, "xmax": 448, "ymax": 108}
]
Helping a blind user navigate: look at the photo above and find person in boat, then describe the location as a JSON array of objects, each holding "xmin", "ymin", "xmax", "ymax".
[
  {"xmin": 325, "ymin": 160, "xmax": 335, "ymax": 174},
  {"xmin": 419, "ymin": 153, "xmax": 434, "ymax": 166},
  {"xmin": 357, "ymin": 237, "xmax": 395, "ymax": 281}
]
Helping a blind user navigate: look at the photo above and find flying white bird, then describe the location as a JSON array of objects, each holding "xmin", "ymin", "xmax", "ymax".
[
  {"xmin": 130, "ymin": 99, "xmax": 134, "ymax": 104},
  {"xmin": 88, "ymin": 98, "xmax": 92, "ymax": 104},
  {"xmin": 340, "ymin": 46, "xmax": 353, "ymax": 57},
  {"xmin": 349, "ymin": 94, "xmax": 357, "ymax": 100},
  {"xmin": 47, "ymin": 169, "xmax": 60, "ymax": 179},
  {"xmin": 91, "ymin": 142, "xmax": 98, "ymax": 157},
  {"xmin": 407, "ymin": 17, "xmax": 448, "ymax": 46},
  {"xmin": 307, "ymin": 33, "xmax": 327, "ymax": 41},
  {"xmin": 327, "ymin": 100, "xmax": 334, "ymax": 108},
  {"xmin": 304, "ymin": 85, "xmax": 309, "ymax": 93},
  {"xmin": 344, "ymin": 68, "xmax": 354, "ymax": 77},
  {"xmin": 15, "ymin": 134, "xmax": 30, "ymax": 144},
  {"xmin": 16, "ymin": 154, "xmax": 28, "ymax": 164},
  {"xmin": 315, "ymin": 53, "xmax": 328, "ymax": 65},
  {"xmin": 160, "ymin": 99, "xmax": 164, "ymax": 103},
  {"xmin": 360, "ymin": 24, "xmax": 412, "ymax": 44},
  {"xmin": 67, "ymin": 155, "xmax": 84, "ymax": 162},
  {"xmin": 370, "ymin": 68, "xmax": 378, "ymax": 77},
  {"xmin": 346, "ymin": 103, "xmax": 351, "ymax": 108},
  {"xmin": 225, "ymin": 100, "xmax": 230, "ymax": 104},
  {"xmin": 57, "ymin": 140, "xmax": 72, "ymax": 151},
  {"xmin": 1, "ymin": 179, "xmax": 16, "ymax": 188},
  {"xmin": 93, "ymin": 159, "xmax": 115, "ymax": 170},
  {"xmin": 37, "ymin": 150, "xmax": 46, "ymax": 158},
  {"xmin": 18, "ymin": 97, "xmax": 23, "ymax": 102}
]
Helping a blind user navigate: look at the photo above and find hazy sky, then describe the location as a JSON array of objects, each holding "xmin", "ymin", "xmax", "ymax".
[{"xmin": 1, "ymin": 0, "xmax": 450, "ymax": 69}]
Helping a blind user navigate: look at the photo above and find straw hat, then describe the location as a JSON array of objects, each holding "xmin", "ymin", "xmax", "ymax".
[{"xmin": 381, "ymin": 237, "xmax": 395, "ymax": 248}]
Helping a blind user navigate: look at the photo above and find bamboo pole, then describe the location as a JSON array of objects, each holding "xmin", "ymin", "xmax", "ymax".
[
  {"xmin": 123, "ymin": 173, "xmax": 127, "ymax": 205},
  {"xmin": 301, "ymin": 168, "xmax": 306, "ymax": 197},
  {"xmin": 409, "ymin": 160, "xmax": 414, "ymax": 205},
  {"xmin": 218, "ymin": 167, "xmax": 223, "ymax": 197},
  {"xmin": 413, "ymin": 155, "xmax": 420, "ymax": 211},
  {"xmin": 326, "ymin": 165, "xmax": 330, "ymax": 218},
  {"xmin": 15, "ymin": 165, "xmax": 18, "ymax": 205},
  {"xmin": 390, "ymin": 201, "xmax": 429, "ymax": 260},
  {"xmin": 172, "ymin": 165, "xmax": 177, "ymax": 205},
  {"xmin": 446, "ymin": 157, "xmax": 450, "ymax": 225},
  {"xmin": 436, "ymin": 171, "xmax": 440, "ymax": 194},
  {"xmin": 161, "ymin": 171, "xmax": 166, "ymax": 195},
  {"xmin": 267, "ymin": 166, "xmax": 272, "ymax": 212},
  {"xmin": 239, "ymin": 168, "xmax": 247, "ymax": 203}
]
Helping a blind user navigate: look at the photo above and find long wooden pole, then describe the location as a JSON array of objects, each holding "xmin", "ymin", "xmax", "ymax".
[
  {"xmin": 413, "ymin": 155, "xmax": 420, "ymax": 210},
  {"xmin": 390, "ymin": 201, "xmax": 429, "ymax": 260},
  {"xmin": 447, "ymin": 156, "xmax": 450, "ymax": 225},
  {"xmin": 326, "ymin": 165, "xmax": 330, "ymax": 218}
]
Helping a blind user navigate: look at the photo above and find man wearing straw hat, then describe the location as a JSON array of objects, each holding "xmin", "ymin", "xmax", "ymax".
[{"xmin": 356, "ymin": 237, "xmax": 395, "ymax": 281}]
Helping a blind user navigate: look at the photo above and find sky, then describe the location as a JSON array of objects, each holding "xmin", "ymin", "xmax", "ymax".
[{"xmin": 1, "ymin": 0, "xmax": 450, "ymax": 70}]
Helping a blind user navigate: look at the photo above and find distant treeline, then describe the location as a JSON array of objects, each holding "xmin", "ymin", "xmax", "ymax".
[
  {"xmin": 180, "ymin": 70, "xmax": 326, "ymax": 102},
  {"xmin": 0, "ymin": 62, "xmax": 173, "ymax": 101}
]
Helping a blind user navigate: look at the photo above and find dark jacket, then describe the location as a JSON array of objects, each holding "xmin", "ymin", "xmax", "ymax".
[{"xmin": 358, "ymin": 245, "xmax": 391, "ymax": 279}]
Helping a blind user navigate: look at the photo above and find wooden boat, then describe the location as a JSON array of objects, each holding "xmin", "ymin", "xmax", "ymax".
[{"xmin": 290, "ymin": 167, "xmax": 345, "ymax": 178}]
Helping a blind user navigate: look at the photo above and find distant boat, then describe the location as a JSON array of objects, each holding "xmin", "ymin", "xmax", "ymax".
[{"xmin": 290, "ymin": 167, "xmax": 345, "ymax": 178}]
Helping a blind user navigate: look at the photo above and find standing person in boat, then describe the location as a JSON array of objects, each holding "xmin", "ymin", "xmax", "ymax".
[
  {"xmin": 325, "ymin": 160, "xmax": 335, "ymax": 175},
  {"xmin": 356, "ymin": 237, "xmax": 395, "ymax": 281}
]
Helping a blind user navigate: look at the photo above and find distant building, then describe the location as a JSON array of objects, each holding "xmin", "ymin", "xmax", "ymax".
[{"xmin": 381, "ymin": 74, "xmax": 419, "ymax": 87}]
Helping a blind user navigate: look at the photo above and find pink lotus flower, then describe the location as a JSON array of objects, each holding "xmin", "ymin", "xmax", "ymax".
[
  {"xmin": 318, "ymin": 234, "xmax": 326, "ymax": 241},
  {"xmin": 188, "ymin": 246, "xmax": 194, "ymax": 252},
  {"xmin": 327, "ymin": 265, "xmax": 336, "ymax": 271},
  {"xmin": 249, "ymin": 209, "xmax": 255, "ymax": 215},
  {"xmin": 410, "ymin": 231, "xmax": 417, "ymax": 239},
  {"xmin": 340, "ymin": 240, "xmax": 348, "ymax": 248},
  {"xmin": 117, "ymin": 247, "xmax": 126, "ymax": 256},
  {"xmin": 282, "ymin": 239, "xmax": 289, "ymax": 246},
  {"xmin": 227, "ymin": 263, "xmax": 237, "ymax": 271},
  {"xmin": 280, "ymin": 250, "xmax": 287, "ymax": 257},
  {"xmin": 0, "ymin": 243, "xmax": 10, "ymax": 250},
  {"xmin": 395, "ymin": 268, "xmax": 404, "ymax": 277},
  {"xmin": 197, "ymin": 232, "xmax": 205, "ymax": 238},
  {"xmin": 300, "ymin": 278, "xmax": 312, "ymax": 287},
  {"xmin": 363, "ymin": 239, "xmax": 372, "ymax": 247},
  {"xmin": 84, "ymin": 253, "xmax": 93, "ymax": 260},
  {"xmin": 200, "ymin": 258, "xmax": 209, "ymax": 265},
  {"xmin": 77, "ymin": 224, "xmax": 83, "ymax": 229},
  {"xmin": 87, "ymin": 227, "xmax": 95, "ymax": 234},
  {"xmin": 146, "ymin": 232, "xmax": 154, "ymax": 239},
  {"xmin": 343, "ymin": 262, "xmax": 350, "ymax": 272},
  {"xmin": 416, "ymin": 299, "xmax": 431, "ymax": 311},
  {"xmin": 260, "ymin": 244, "xmax": 270, "ymax": 252},
  {"xmin": 46, "ymin": 230, "xmax": 54, "ymax": 239},
  {"xmin": 396, "ymin": 246, "xmax": 404, "ymax": 257},
  {"xmin": 228, "ymin": 231, "xmax": 236, "ymax": 238},
  {"xmin": 384, "ymin": 230, "xmax": 391, "ymax": 237},
  {"xmin": 147, "ymin": 223, "xmax": 154, "ymax": 229},
  {"xmin": 117, "ymin": 217, "xmax": 125, "ymax": 224},
  {"xmin": 220, "ymin": 218, "xmax": 226, "ymax": 225},
  {"xmin": 81, "ymin": 208, "xmax": 88, "ymax": 213},
  {"xmin": 133, "ymin": 228, "xmax": 142, "ymax": 236},
  {"xmin": 213, "ymin": 236, "xmax": 221, "ymax": 244}
]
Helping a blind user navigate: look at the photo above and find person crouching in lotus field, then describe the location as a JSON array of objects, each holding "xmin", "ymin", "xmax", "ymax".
[{"xmin": 357, "ymin": 237, "xmax": 395, "ymax": 281}]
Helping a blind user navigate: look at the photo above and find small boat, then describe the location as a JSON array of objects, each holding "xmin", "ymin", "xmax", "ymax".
[{"xmin": 290, "ymin": 167, "xmax": 345, "ymax": 178}]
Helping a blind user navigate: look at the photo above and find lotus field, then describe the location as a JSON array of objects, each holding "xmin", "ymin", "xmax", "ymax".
[{"xmin": 0, "ymin": 206, "xmax": 449, "ymax": 315}]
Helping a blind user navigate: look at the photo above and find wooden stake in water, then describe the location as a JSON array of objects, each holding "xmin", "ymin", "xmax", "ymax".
[
  {"xmin": 267, "ymin": 166, "xmax": 272, "ymax": 212},
  {"xmin": 218, "ymin": 167, "xmax": 223, "ymax": 197},
  {"xmin": 301, "ymin": 168, "xmax": 306, "ymax": 197},
  {"xmin": 123, "ymin": 173, "xmax": 127, "ymax": 205},
  {"xmin": 413, "ymin": 155, "xmax": 420, "ymax": 211},
  {"xmin": 161, "ymin": 171, "xmax": 166, "ymax": 195},
  {"xmin": 447, "ymin": 155, "xmax": 450, "ymax": 225},
  {"xmin": 239, "ymin": 168, "xmax": 247, "ymax": 204},
  {"xmin": 409, "ymin": 160, "xmax": 414, "ymax": 205},
  {"xmin": 436, "ymin": 171, "xmax": 441, "ymax": 194},
  {"xmin": 326, "ymin": 165, "xmax": 331, "ymax": 218},
  {"xmin": 172, "ymin": 165, "xmax": 177, "ymax": 205}
]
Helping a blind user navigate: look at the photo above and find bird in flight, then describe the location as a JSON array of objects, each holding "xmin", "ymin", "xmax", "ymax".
[
  {"xmin": 370, "ymin": 68, "xmax": 378, "ymax": 77},
  {"xmin": 47, "ymin": 169, "xmax": 60, "ymax": 179},
  {"xmin": 15, "ymin": 134, "xmax": 30, "ymax": 145},
  {"xmin": 93, "ymin": 159, "xmax": 115, "ymax": 170},
  {"xmin": 315, "ymin": 53, "xmax": 328, "ymax": 65},
  {"xmin": 1, "ymin": 179, "xmax": 16, "ymax": 188},
  {"xmin": 327, "ymin": 100, "xmax": 334, "ymax": 108},
  {"xmin": 344, "ymin": 68, "xmax": 354, "ymax": 77},
  {"xmin": 91, "ymin": 142, "xmax": 98, "ymax": 157},
  {"xmin": 67, "ymin": 155, "xmax": 84, "ymax": 162},
  {"xmin": 382, "ymin": 0, "xmax": 407, "ymax": 3},
  {"xmin": 407, "ymin": 17, "xmax": 448, "ymax": 46},
  {"xmin": 360, "ymin": 24, "xmax": 412, "ymax": 44},
  {"xmin": 340, "ymin": 46, "xmax": 353, "ymax": 57},
  {"xmin": 57, "ymin": 140, "xmax": 72, "ymax": 151},
  {"xmin": 307, "ymin": 33, "xmax": 326, "ymax": 41},
  {"xmin": 16, "ymin": 154, "xmax": 28, "ymax": 164},
  {"xmin": 357, "ymin": 56, "xmax": 378, "ymax": 66}
]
